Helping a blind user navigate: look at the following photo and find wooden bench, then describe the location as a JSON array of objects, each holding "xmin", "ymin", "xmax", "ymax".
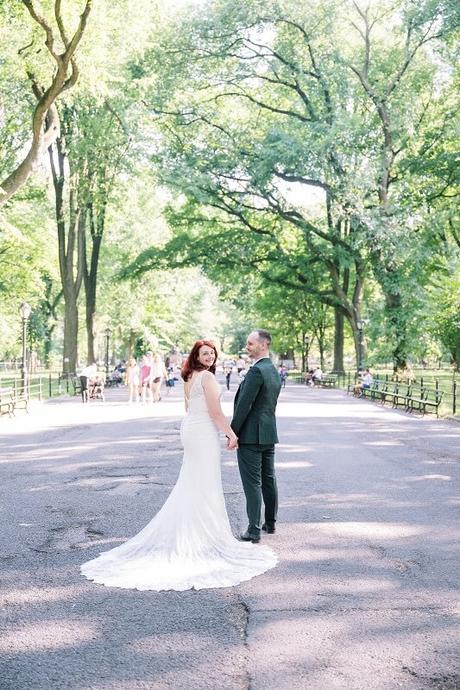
[
  {"xmin": 407, "ymin": 387, "xmax": 443, "ymax": 417},
  {"xmin": 313, "ymin": 374, "xmax": 338, "ymax": 388},
  {"xmin": 0, "ymin": 387, "xmax": 29, "ymax": 417}
]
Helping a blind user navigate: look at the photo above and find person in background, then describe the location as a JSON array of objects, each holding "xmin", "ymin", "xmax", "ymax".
[
  {"xmin": 225, "ymin": 365, "xmax": 232, "ymax": 391},
  {"xmin": 278, "ymin": 365, "xmax": 288, "ymax": 388},
  {"xmin": 151, "ymin": 352, "xmax": 168, "ymax": 402},
  {"xmin": 79, "ymin": 363, "xmax": 97, "ymax": 403},
  {"xmin": 165, "ymin": 368, "xmax": 176, "ymax": 396},
  {"xmin": 312, "ymin": 367, "xmax": 323, "ymax": 385},
  {"xmin": 125, "ymin": 357, "xmax": 140, "ymax": 403},
  {"xmin": 140, "ymin": 353, "xmax": 152, "ymax": 403},
  {"xmin": 304, "ymin": 369, "xmax": 314, "ymax": 387},
  {"xmin": 354, "ymin": 368, "xmax": 374, "ymax": 397}
]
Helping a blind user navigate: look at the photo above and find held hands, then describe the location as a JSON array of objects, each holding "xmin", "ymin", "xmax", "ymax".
[{"xmin": 226, "ymin": 434, "xmax": 239, "ymax": 450}]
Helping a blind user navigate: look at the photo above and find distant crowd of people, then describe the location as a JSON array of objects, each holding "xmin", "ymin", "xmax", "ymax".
[
  {"xmin": 78, "ymin": 350, "xmax": 341, "ymax": 403},
  {"xmin": 125, "ymin": 352, "xmax": 171, "ymax": 403}
]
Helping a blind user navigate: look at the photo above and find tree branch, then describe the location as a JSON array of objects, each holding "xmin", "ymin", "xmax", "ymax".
[{"xmin": 0, "ymin": 0, "xmax": 92, "ymax": 207}]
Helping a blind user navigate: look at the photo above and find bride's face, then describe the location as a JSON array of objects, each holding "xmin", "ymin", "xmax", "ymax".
[{"xmin": 198, "ymin": 345, "xmax": 216, "ymax": 368}]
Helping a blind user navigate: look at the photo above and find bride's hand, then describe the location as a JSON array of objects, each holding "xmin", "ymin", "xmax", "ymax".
[{"xmin": 227, "ymin": 434, "xmax": 238, "ymax": 450}]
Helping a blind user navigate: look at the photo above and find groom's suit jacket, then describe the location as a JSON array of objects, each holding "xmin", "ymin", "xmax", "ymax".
[{"xmin": 231, "ymin": 357, "xmax": 281, "ymax": 445}]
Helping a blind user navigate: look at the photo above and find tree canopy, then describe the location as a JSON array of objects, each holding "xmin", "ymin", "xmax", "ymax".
[{"xmin": 0, "ymin": 0, "xmax": 459, "ymax": 371}]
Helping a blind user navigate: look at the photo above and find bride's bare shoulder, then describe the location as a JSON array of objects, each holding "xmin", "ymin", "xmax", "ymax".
[{"xmin": 201, "ymin": 370, "xmax": 217, "ymax": 386}]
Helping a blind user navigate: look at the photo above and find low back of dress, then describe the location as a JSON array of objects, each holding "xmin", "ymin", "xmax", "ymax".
[{"xmin": 187, "ymin": 371, "xmax": 211, "ymax": 417}]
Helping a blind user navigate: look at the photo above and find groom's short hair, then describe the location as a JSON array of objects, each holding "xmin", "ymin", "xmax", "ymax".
[{"xmin": 255, "ymin": 329, "xmax": 272, "ymax": 345}]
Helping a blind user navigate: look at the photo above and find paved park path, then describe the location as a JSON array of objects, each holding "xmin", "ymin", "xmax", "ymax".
[{"xmin": 0, "ymin": 380, "xmax": 459, "ymax": 690}]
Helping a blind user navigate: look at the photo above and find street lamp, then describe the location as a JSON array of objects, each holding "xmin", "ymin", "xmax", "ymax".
[
  {"xmin": 19, "ymin": 302, "xmax": 31, "ymax": 397},
  {"xmin": 357, "ymin": 319, "xmax": 365, "ymax": 371},
  {"xmin": 105, "ymin": 328, "xmax": 112, "ymax": 379}
]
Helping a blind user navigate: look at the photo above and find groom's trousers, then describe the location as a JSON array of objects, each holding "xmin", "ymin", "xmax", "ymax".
[{"xmin": 237, "ymin": 443, "xmax": 278, "ymax": 536}]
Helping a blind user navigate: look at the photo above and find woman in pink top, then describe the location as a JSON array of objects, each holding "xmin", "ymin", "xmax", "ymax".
[{"xmin": 140, "ymin": 354, "xmax": 152, "ymax": 403}]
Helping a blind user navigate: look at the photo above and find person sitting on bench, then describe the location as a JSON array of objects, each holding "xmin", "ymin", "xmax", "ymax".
[{"xmin": 354, "ymin": 368, "xmax": 373, "ymax": 397}]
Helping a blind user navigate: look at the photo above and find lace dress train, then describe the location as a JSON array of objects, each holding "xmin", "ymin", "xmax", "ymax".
[{"xmin": 81, "ymin": 372, "xmax": 277, "ymax": 590}]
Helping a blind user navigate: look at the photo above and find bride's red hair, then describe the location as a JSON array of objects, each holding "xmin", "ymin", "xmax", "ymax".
[{"xmin": 181, "ymin": 340, "xmax": 218, "ymax": 381}]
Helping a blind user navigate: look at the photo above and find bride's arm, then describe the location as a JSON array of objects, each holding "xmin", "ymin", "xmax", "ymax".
[{"xmin": 202, "ymin": 371, "xmax": 238, "ymax": 447}]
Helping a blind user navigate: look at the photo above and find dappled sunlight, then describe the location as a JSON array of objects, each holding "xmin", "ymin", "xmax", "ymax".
[
  {"xmin": 274, "ymin": 401, "xmax": 405, "ymax": 419},
  {"xmin": 402, "ymin": 474, "xmax": 452, "ymax": 482},
  {"xmin": 275, "ymin": 460, "xmax": 315, "ymax": 469},
  {"xmin": 127, "ymin": 631, "xmax": 208, "ymax": 655},
  {"xmin": 313, "ymin": 521, "xmax": 426, "ymax": 539},
  {"xmin": 324, "ymin": 578, "xmax": 397, "ymax": 594},
  {"xmin": 0, "ymin": 619, "xmax": 100, "ymax": 652},
  {"xmin": 277, "ymin": 443, "xmax": 315, "ymax": 454},
  {"xmin": 0, "ymin": 586, "xmax": 75, "ymax": 607},
  {"xmin": 284, "ymin": 545, "xmax": 374, "ymax": 563},
  {"xmin": 0, "ymin": 398, "xmax": 183, "ymax": 439},
  {"xmin": 364, "ymin": 440, "xmax": 404, "ymax": 446}
]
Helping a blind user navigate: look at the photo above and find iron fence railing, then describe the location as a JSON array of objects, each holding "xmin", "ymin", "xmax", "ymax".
[
  {"xmin": 0, "ymin": 371, "xmax": 77, "ymax": 400},
  {"xmin": 293, "ymin": 370, "xmax": 458, "ymax": 417}
]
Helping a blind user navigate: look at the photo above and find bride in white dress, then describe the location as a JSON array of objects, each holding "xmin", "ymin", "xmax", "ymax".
[{"xmin": 81, "ymin": 340, "xmax": 277, "ymax": 591}]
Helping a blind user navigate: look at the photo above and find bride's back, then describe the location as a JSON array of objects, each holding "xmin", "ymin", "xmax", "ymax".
[{"xmin": 185, "ymin": 371, "xmax": 210, "ymax": 416}]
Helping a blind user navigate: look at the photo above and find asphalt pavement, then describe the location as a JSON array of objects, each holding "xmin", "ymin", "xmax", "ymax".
[{"xmin": 0, "ymin": 379, "xmax": 459, "ymax": 690}]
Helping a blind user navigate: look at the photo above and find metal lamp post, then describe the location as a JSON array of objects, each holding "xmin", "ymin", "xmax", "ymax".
[
  {"xmin": 357, "ymin": 319, "xmax": 365, "ymax": 371},
  {"xmin": 105, "ymin": 328, "xmax": 112, "ymax": 379},
  {"xmin": 20, "ymin": 302, "xmax": 31, "ymax": 396}
]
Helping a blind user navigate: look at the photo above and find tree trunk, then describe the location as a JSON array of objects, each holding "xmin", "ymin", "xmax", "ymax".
[
  {"xmin": 40, "ymin": 275, "xmax": 61, "ymax": 368},
  {"xmin": 83, "ymin": 218, "xmax": 103, "ymax": 365},
  {"xmin": 301, "ymin": 332, "xmax": 310, "ymax": 372},
  {"xmin": 332, "ymin": 307, "xmax": 345, "ymax": 373},
  {"xmin": 318, "ymin": 335, "xmax": 326, "ymax": 370},
  {"xmin": 384, "ymin": 290, "xmax": 407, "ymax": 371},
  {"xmin": 49, "ymin": 118, "xmax": 84, "ymax": 376},
  {"xmin": 43, "ymin": 324, "xmax": 55, "ymax": 369},
  {"xmin": 62, "ymin": 286, "xmax": 79, "ymax": 375}
]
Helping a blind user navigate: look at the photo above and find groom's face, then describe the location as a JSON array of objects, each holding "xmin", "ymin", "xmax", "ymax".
[{"xmin": 246, "ymin": 332, "xmax": 265, "ymax": 360}]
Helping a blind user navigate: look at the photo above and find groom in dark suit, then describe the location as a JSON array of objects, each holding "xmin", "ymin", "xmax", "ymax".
[{"xmin": 231, "ymin": 329, "xmax": 282, "ymax": 543}]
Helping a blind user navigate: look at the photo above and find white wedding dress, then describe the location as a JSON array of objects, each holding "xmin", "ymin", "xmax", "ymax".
[{"xmin": 81, "ymin": 371, "xmax": 277, "ymax": 590}]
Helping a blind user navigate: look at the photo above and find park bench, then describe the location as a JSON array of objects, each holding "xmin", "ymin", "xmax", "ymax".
[
  {"xmin": 71, "ymin": 376, "xmax": 82, "ymax": 396},
  {"xmin": 389, "ymin": 382, "xmax": 412, "ymax": 410},
  {"xmin": 407, "ymin": 387, "xmax": 443, "ymax": 417},
  {"xmin": 362, "ymin": 378, "xmax": 388, "ymax": 402},
  {"xmin": 348, "ymin": 378, "xmax": 387, "ymax": 401},
  {"xmin": 0, "ymin": 387, "xmax": 29, "ymax": 417},
  {"xmin": 353, "ymin": 377, "xmax": 443, "ymax": 417},
  {"xmin": 318, "ymin": 374, "xmax": 338, "ymax": 388}
]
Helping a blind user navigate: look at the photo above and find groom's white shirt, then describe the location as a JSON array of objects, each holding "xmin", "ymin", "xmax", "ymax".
[{"xmin": 252, "ymin": 356, "xmax": 270, "ymax": 365}]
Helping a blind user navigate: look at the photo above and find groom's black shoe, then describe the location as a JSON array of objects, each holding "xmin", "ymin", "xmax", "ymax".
[
  {"xmin": 262, "ymin": 523, "xmax": 276, "ymax": 534},
  {"xmin": 240, "ymin": 530, "xmax": 261, "ymax": 544}
]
